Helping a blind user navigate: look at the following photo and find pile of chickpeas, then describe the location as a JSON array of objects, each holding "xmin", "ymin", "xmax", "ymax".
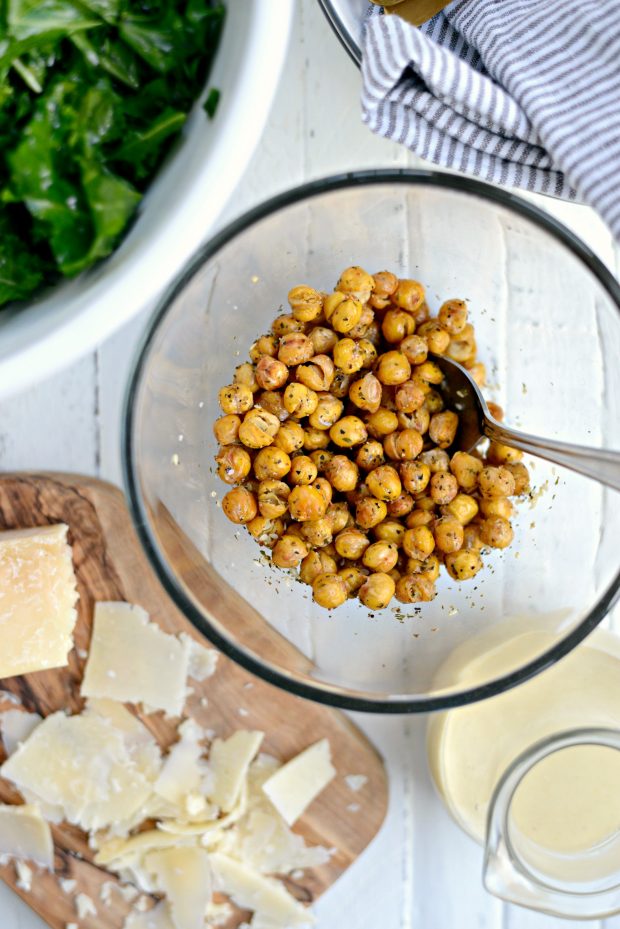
[{"xmin": 214, "ymin": 267, "xmax": 529, "ymax": 611}]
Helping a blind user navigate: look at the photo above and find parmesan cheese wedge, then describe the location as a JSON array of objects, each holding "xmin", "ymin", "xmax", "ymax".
[
  {"xmin": 81, "ymin": 603, "xmax": 189, "ymax": 716},
  {"xmin": 208, "ymin": 731, "xmax": 264, "ymax": 813},
  {"xmin": 209, "ymin": 853, "xmax": 312, "ymax": 926},
  {"xmin": 145, "ymin": 847, "xmax": 212, "ymax": 929},
  {"xmin": 0, "ymin": 709, "xmax": 42, "ymax": 755},
  {"xmin": 0, "ymin": 804, "xmax": 53, "ymax": 868},
  {"xmin": 261, "ymin": 739, "xmax": 335, "ymax": 826},
  {"xmin": 0, "ymin": 524, "xmax": 78, "ymax": 678}
]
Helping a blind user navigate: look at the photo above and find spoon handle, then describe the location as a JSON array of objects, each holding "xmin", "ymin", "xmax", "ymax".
[{"xmin": 483, "ymin": 418, "xmax": 620, "ymax": 493}]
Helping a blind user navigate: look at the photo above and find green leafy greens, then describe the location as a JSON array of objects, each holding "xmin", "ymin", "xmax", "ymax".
[{"xmin": 0, "ymin": 0, "xmax": 224, "ymax": 307}]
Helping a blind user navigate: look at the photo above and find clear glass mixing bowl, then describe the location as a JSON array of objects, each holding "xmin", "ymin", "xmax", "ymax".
[{"xmin": 123, "ymin": 170, "xmax": 620, "ymax": 712}]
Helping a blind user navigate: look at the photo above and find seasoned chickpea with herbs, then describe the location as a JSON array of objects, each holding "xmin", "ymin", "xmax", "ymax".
[{"xmin": 216, "ymin": 266, "xmax": 526, "ymax": 610}]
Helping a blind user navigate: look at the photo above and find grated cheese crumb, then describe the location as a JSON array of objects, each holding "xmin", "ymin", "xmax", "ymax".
[
  {"xmin": 344, "ymin": 774, "xmax": 367, "ymax": 792},
  {"xmin": 15, "ymin": 860, "xmax": 32, "ymax": 892},
  {"xmin": 60, "ymin": 878, "xmax": 77, "ymax": 894},
  {"xmin": 75, "ymin": 892, "xmax": 97, "ymax": 919}
]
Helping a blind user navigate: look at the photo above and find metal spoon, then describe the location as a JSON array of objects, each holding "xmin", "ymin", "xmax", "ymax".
[{"xmin": 433, "ymin": 354, "xmax": 620, "ymax": 492}]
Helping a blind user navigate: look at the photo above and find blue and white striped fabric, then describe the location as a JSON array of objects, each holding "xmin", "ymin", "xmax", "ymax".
[{"xmin": 361, "ymin": 1, "xmax": 620, "ymax": 238}]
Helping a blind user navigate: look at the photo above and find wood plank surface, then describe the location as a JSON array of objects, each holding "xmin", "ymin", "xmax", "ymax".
[{"xmin": 0, "ymin": 472, "xmax": 388, "ymax": 929}]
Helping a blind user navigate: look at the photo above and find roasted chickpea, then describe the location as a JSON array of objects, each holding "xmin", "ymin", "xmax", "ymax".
[
  {"xmin": 504, "ymin": 461, "xmax": 530, "ymax": 495},
  {"xmin": 438, "ymin": 299, "xmax": 468, "ymax": 335},
  {"xmin": 255, "ymin": 356, "xmax": 288, "ymax": 391},
  {"xmin": 417, "ymin": 321, "xmax": 451, "ymax": 355},
  {"xmin": 395, "ymin": 574, "xmax": 435, "ymax": 603},
  {"xmin": 314, "ymin": 477, "xmax": 333, "ymax": 507},
  {"xmin": 424, "ymin": 389, "xmax": 444, "ymax": 415},
  {"xmin": 339, "ymin": 565, "xmax": 369, "ymax": 594},
  {"xmin": 486, "ymin": 442, "xmax": 523, "ymax": 466},
  {"xmin": 330, "ymin": 415, "xmax": 368, "ymax": 448},
  {"xmin": 216, "ymin": 446, "xmax": 252, "ymax": 484},
  {"xmin": 303, "ymin": 427, "xmax": 330, "ymax": 450},
  {"xmin": 406, "ymin": 509, "xmax": 434, "ymax": 528},
  {"xmin": 419, "ymin": 448, "xmax": 450, "ymax": 473},
  {"xmin": 479, "ymin": 515, "xmax": 514, "ymax": 549},
  {"xmin": 358, "ymin": 339, "xmax": 378, "ymax": 368},
  {"xmin": 256, "ymin": 390, "xmax": 288, "ymax": 422},
  {"xmin": 387, "ymin": 492, "xmax": 415, "ymax": 518},
  {"xmin": 250, "ymin": 334, "xmax": 278, "ymax": 361},
  {"xmin": 247, "ymin": 515, "xmax": 284, "ymax": 548},
  {"xmin": 446, "ymin": 324, "xmax": 476, "ymax": 363},
  {"xmin": 428, "ymin": 410, "xmax": 458, "ymax": 449},
  {"xmin": 359, "ymin": 573, "xmax": 395, "ymax": 609},
  {"xmin": 272, "ymin": 535, "xmax": 309, "ymax": 568},
  {"xmin": 430, "ymin": 470, "xmax": 459, "ymax": 505},
  {"xmin": 376, "ymin": 351, "xmax": 412, "ymax": 386},
  {"xmin": 300, "ymin": 550, "xmax": 338, "ymax": 585},
  {"xmin": 234, "ymin": 362, "xmax": 259, "ymax": 392},
  {"xmin": 288, "ymin": 285, "xmax": 324, "ymax": 322},
  {"xmin": 400, "ymin": 334, "xmax": 428, "ymax": 366},
  {"xmin": 400, "ymin": 461, "xmax": 431, "ymax": 495},
  {"xmin": 330, "ymin": 370, "xmax": 353, "ymax": 398},
  {"xmin": 310, "ymin": 449, "xmax": 333, "ymax": 472},
  {"xmin": 466, "ymin": 361, "xmax": 486, "ymax": 387},
  {"xmin": 286, "ymin": 523, "xmax": 306, "ymax": 541},
  {"xmin": 288, "ymin": 484, "xmax": 328, "ymax": 521},
  {"xmin": 366, "ymin": 465, "xmax": 402, "ymax": 502},
  {"xmin": 395, "ymin": 380, "xmax": 426, "ymax": 413},
  {"xmin": 366, "ymin": 407, "xmax": 399, "ymax": 438},
  {"xmin": 445, "ymin": 549, "xmax": 482, "ymax": 580},
  {"xmin": 433, "ymin": 516, "xmax": 464, "ymax": 554},
  {"xmin": 337, "ymin": 266, "xmax": 375, "ymax": 301},
  {"xmin": 371, "ymin": 270, "xmax": 398, "ymax": 306},
  {"xmin": 283, "ymin": 383, "xmax": 319, "ymax": 418},
  {"xmin": 301, "ymin": 516, "xmax": 333, "ymax": 548},
  {"xmin": 278, "ymin": 332, "xmax": 314, "ymax": 366},
  {"xmin": 258, "ymin": 479, "xmax": 290, "ymax": 518},
  {"xmin": 324, "ymin": 292, "xmax": 363, "ymax": 333},
  {"xmin": 394, "ymin": 279, "xmax": 425, "ymax": 314},
  {"xmin": 383, "ymin": 428, "xmax": 424, "ymax": 461},
  {"xmin": 272, "ymin": 314, "xmax": 304, "ymax": 337},
  {"xmin": 222, "ymin": 487, "xmax": 257, "ymax": 524},
  {"xmin": 382, "ymin": 309, "xmax": 415, "ymax": 344},
  {"xmin": 327, "ymin": 501, "xmax": 350, "ymax": 533},
  {"xmin": 356, "ymin": 440, "xmax": 385, "ymax": 471},
  {"xmin": 362, "ymin": 540, "xmax": 399, "ymax": 573},
  {"xmin": 289, "ymin": 455, "xmax": 318, "ymax": 485},
  {"xmin": 413, "ymin": 361, "xmax": 443, "ymax": 387},
  {"xmin": 333, "ymin": 338, "xmax": 365, "ymax": 374},
  {"xmin": 213, "ymin": 413, "xmax": 241, "ymax": 445},
  {"xmin": 335, "ymin": 528, "xmax": 370, "ymax": 560},
  {"xmin": 403, "ymin": 525, "xmax": 435, "ymax": 560},
  {"xmin": 296, "ymin": 354, "xmax": 335, "ymax": 392},
  {"xmin": 251, "ymin": 447, "xmax": 289, "ymax": 482},
  {"xmin": 478, "ymin": 466, "xmax": 516, "ymax": 498},
  {"xmin": 445, "ymin": 493, "xmax": 479, "ymax": 525},
  {"xmin": 309, "ymin": 326, "xmax": 339, "ymax": 355},
  {"xmin": 219, "ymin": 383, "xmax": 254, "ymax": 415},
  {"xmin": 324, "ymin": 455, "xmax": 359, "ymax": 493},
  {"xmin": 273, "ymin": 420, "xmax": 304, "ymax": 454},
  {"xmin": 309, "ymin": 395, "xmax": 344, "ymax": 430},
  {"xmin": 399, "ymin": 406, "xmax": 430, "ymax": 435},
  {"xmin": 450, "ymin": 451, "xmax": 483, "ymax": 491},
  {"xmin": 348, "ymin": 305, "xmax": 375, "ymax": 339},
  {"xmin": 239, "ymin": 408, "xmax": 280, "ymax": 448},
  {"xmin": 462, "ymin": 523, "xmax": 484, "ymax": 551},
  {"xmin": 349, "ymin": 373, "xmax": 382, "ymax": 413},
  {"xmin": 312, "ymin": 573, "xmax": 348, "ymax": 609},
  {"xmin": 415, "ymin": 494, "xmax": 437, "ymax": 512},
  {"xmin": 487, "ymin": 401, "xmax": 504, "ymax": 422},
  {"xmin": 406, "ymin": 554, "xmax": 440, "ymax": 583},
  {"xmin": 374, "ymin": 519, "xmax": 405, "ymax": 546},
  {"xmin": 356, "ymin": 497, "xmax": 388, "ymax": 530},
  {"xmin": 480, "ymin": 496, "xmax": 514, "ymax": 519}
]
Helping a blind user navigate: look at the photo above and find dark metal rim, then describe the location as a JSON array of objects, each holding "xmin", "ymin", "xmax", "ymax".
[{"xmin": 316, "ymin": 0, "xmax": 363, "ymax": 66}]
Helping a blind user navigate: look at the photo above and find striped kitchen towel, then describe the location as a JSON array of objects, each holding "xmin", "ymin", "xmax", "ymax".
[{"xmin": 361, "ymin": 1, "xmax": 620, "ymax": 238}]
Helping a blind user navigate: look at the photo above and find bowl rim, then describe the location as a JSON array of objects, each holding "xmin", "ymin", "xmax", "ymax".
[
  {"xmin": 317, "ymin": 0, "xmax": 363, "ymax": 66},
  {"xmin": 123, "ymin": 168, "xmax": 620, "ymax": 714}
]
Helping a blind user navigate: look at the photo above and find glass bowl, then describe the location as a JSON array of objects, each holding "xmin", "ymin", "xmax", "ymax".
[{"xmin": 123, "ymin": 170, "xmax": 620, "ymax": 713}]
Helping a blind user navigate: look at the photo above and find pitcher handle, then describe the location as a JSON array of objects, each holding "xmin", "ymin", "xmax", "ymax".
[{"xmin": 483, "ymin": 727, "xmax": 620, "ymax": 920}]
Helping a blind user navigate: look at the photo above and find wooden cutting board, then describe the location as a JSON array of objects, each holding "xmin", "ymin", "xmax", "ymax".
[{"xmin": 0, "ymin": 473, "xmax": 388, "ymax": 929}]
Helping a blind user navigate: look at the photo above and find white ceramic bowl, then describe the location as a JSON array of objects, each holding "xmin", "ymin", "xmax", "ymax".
[{"xmin": 0, "ymin": 0, "xmax": 292, "ymax": 399}]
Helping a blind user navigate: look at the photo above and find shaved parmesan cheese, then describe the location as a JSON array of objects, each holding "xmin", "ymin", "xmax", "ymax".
[
  {"xmin": 0, "ymin": 524, "xmax": 78, "ymax": 678},
  {"xmin": 95, "ymin": 830, "xmax": 196, "ymax": 869},
  {"xmin": 219, "ymin": 806, "xmax": 330, "ymax": 874},
  {"xmin": 145, "ymin": 847, "xmax": 211, "ymax": 929},
  {"xmin": 209, "ymin": 854, "xmax": 312, "ymax": 926},
  {"xmin": 209, "ymin": 731, "xmax": 264, "ymax": 813},
  {"xmin": 0, "ymin": 710, "xmax": 42, "ymax": 755},
  {"xmin": 81, "ymin": 603, "xmax": 189, "ymax": 716},
  {"xmin": 0, "ymin": 804, "xmax": 53, "ymax": 868},
  {"xmin": 15, "ymin": 860, "xmax": 33, "ymax": 891},
  {"xmin": 1, "ymin": 710, "xmax": 161, "ymax": 832},
  {"xmin": 75, "ymin": 892, "xmax": 97, "ymax": 918},
  {"xmin": 154, "ymin": 719, "xmax": 208, "ymax": 810},
  {"xmin": 123, "ymin": 902, "xmax": 176, "ymax": 929},
  {"xmin": 262, "ymin": 740, "xmax": 335, "ymax": 826},
  {"xmin": 205, "ymin": 901, "xmax": 233, "ymax": 926},
  {"xmin": 179, "ymin": 634, "xmax": 218, "ymax": 682}
]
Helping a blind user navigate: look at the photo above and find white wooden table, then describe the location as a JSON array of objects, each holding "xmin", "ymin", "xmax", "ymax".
[{"xmin": 2, "ymin": 4, "xmax": 620, "ymax": 928}]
